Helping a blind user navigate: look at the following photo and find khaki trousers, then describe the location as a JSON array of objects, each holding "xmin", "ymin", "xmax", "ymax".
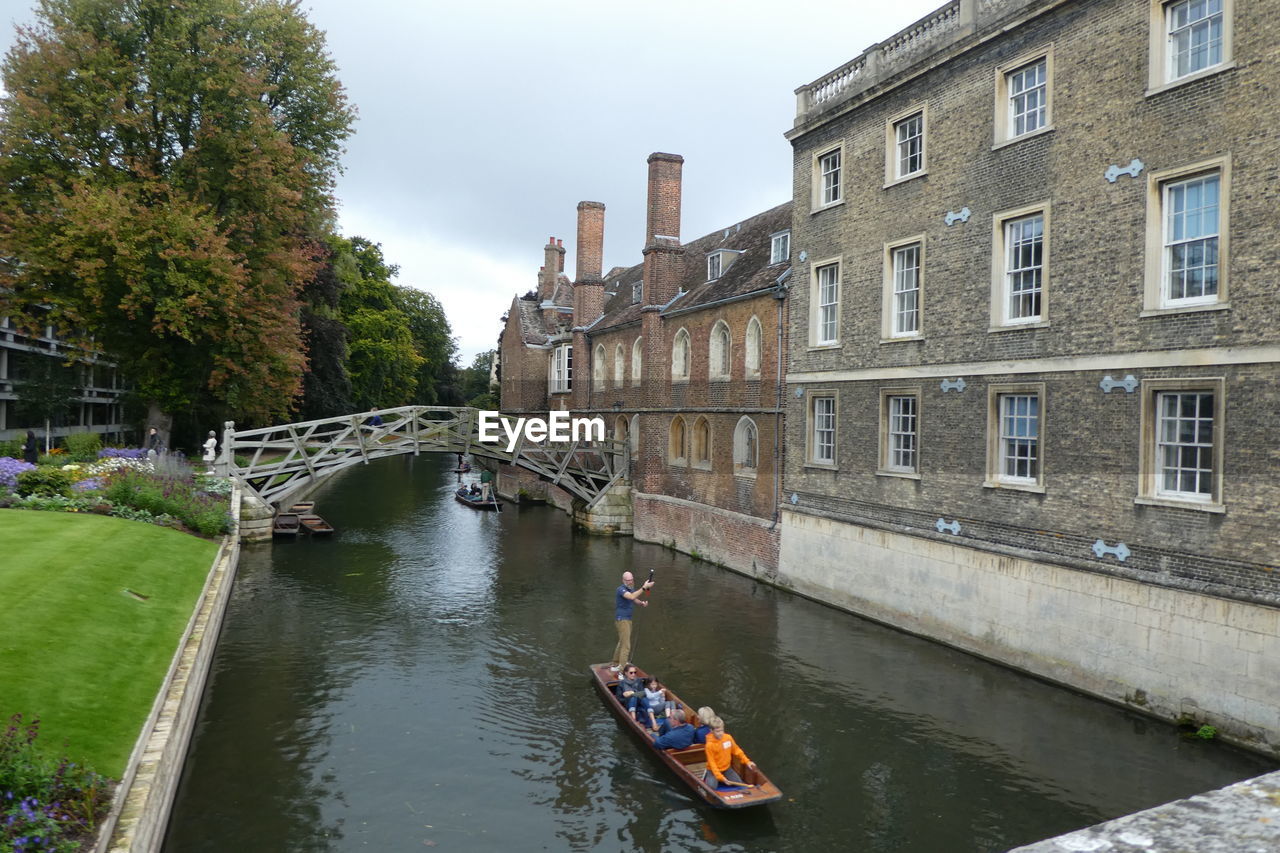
[{"xmin": 612, "ymin": 618, "xmax": 632, "ymax": 668}]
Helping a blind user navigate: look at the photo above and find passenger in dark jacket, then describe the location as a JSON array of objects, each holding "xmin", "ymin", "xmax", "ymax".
[
  {"xmin": 653, "ymin": 708, "xmax": 695, "ymax": 750},
  {"xmin": 692, "ymin": 705, "xmax": 716, "ymax": 744},
  {"xmin": 614, "ymin": 666, "xmax": 644, "ymax": 713},
  {"xmin": 22, "ymin": 430, "xmax": 38, "ymax": 464}
]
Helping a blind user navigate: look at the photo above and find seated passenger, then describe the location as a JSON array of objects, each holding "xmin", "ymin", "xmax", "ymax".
[
  {"xmin": 703, "ymin": 716, "xmax": 757, "ymax": 789},
  {"xmin": 692, "ymin": 706, "xmax": 716, "ymax": 744},
  {"xmin": 614, "ymin": 665, "xmax": 643, "ymax": 711},
  {"xmin": 653, "ymin": 708, "xmax": 695, "ymax": 750},
  {"xmin": 639, "ymin": 677, "xmax": 666, "ymax": 731}
]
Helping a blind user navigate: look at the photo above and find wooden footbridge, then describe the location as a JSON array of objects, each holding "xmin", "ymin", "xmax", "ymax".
[{"xmin": 221, "ymin": 406, "xmax": 629, "ymax": 509}]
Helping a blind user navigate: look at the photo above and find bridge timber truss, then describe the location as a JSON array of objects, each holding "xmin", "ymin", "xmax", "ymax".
[{"xmin": 223, "ymin": 406, "xmax": 629, "ymax": 509}]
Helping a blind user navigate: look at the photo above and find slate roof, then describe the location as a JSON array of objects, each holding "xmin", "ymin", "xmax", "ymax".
[{"xmin": 593, "ymin": 201, "xmax": 792, "ymax": 333}]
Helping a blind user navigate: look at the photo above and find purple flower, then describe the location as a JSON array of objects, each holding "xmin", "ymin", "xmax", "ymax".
[{"xmin": 0, "ymin": 457, "xmax": 37, "ymax": 490}]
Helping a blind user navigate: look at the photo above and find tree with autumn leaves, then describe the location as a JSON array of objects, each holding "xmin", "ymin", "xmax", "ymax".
[{"xmin": 0, "ymin": 0, "xmax": 354, "ymax": 430}]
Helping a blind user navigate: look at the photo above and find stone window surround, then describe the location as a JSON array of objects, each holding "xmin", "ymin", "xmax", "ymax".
[
  {"xmin": 613, "ymin": 343, "xmax": 625, "ymax": 387},
  {"xmin": 671, "ymin": 327, "xmax": 691, "ymax": 383},
  {"xmin": 709, "ymin": 320, "xmax": 732, "ymax": 381},
  {"xmin": 691, "ymin": 416, "xmax": 712, "ymax": 470},
  {"xmin": 668, "ymin": 415, "xmax": 687, "ymax": 466},
  {"xmin": 631, "ymin": 336, "xmax": 642, "ymax": 386},
  {"xmin": 992, "ymin": 44, "xmax": 1055, "ymax": 150},
  {"xmin": 809, "ymin": 255, "xmax": 843, "ymax": 350},
  {"xmin": 878, "ymin": 387, "xmax": 921, "ymax": 480},
  {"xmin": 745, "ymin": 316, "xmax": 763, "ymax": 378},
  {"xmin": 884, "ymin": 103, "xmax": 928, "ymax": 188},
  {"xmin": 881, "ymin": 234, "xmax": 926, "ymax": 343},
  {"xmin": 989, "ymin": 201, "xmax": 1052, "ymax": 332},
  {"xmin": 811, "ymin": 142, "xmax": 845, "ymax": 212},
  {"xmin": 1147, "ymin": 0, "xmax": 1234, "ymax": 96},
  {"xmin": 733, "ymin": 415, "xmax": 759, "ymax": 479},
  {"xmin": 1142, "ymin": 155, "xmax": 1230, "ymax": 316},
  {"xmin": 806, "ymin": 390, "xmax": 839, "ymax": 469},
  {"xmin": 984, "ymin": 381, "xmax": 1047, "ymax": 494},
  {"xmin": 1136, "ymin": 376, "xmax": 1226, "ymax": 513},
  {"xmin": 592, "ymin": 343, "xmax": 606, "ymax": 391}
]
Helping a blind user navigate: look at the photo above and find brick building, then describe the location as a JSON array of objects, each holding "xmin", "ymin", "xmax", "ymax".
[
  {"xmin": 498, "ymin": 154, "xmax": 791, "ymax": 576},
  {"xmin": 778, "ymin": 0, "xmax": 1279, "ymax": 750}
]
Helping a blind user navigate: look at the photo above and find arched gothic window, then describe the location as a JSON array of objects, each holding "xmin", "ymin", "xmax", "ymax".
[
  {"xmin": 631, "ymin": 337, "xmax": 643, "ymax": 386},
  {"xmin": 692, "ymin": 416, "xmax": 711, "ymax": 468},
  {"xmin": 671, "ymin": 329, "xmax": 690, "ymax": 381},
  {"xmin": 745, "ymin": 316, "xmax": 762, "ymax": 378},
  {"xmin": 669, "ymin": 416, "xmax": 687, "ymax": 464},
  {"xmin": 709, "ymin": 321, "xmax": 731, "ymax": 380},
  {"xmin": 734, "ymin": 417, "xmax": 758, "ymax": 476}
]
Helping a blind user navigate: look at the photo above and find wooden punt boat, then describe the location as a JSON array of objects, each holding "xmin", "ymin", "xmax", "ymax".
[
  {"xmin": 589, "ymin": 662, "xmax": 782, "ymax": 809},
  {"xmin": 454, "ymin": 486, "xmax": 500, "ymax": 511},
  {"xmin": 298, "ymin": 514, "xmax": 335, "ymax": 535},
  {"xmin": 288, "ymin": 501, "xmax": 315, "ymax": 514},
  {"xmin": 272, "ymin": 513, "xmax": 301, "ymax": 536}
]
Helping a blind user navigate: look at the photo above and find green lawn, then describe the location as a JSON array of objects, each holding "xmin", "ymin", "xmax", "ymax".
[{"xmin": 0, "ymin": 511, "xmax": 216, "ymax": 778}]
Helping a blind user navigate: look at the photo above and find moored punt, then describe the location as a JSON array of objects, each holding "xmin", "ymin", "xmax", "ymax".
[
  {"xmin": 272, "ymin": 513, "xmax": 301, "ymax": 536},
  {"xmin": 454, "ymin": 486, "xmax": 500, "ymax": 511},
  {"xmin": 288, "ymin": 501, "xmax": 315, "ymax": 514},
  {"xmin": 298, "ymin": 514, "xmax": 335, "ymax": 535},
  {"xmin": 588, "ymin": 662, "xmax": 782, "ymax": 809}
]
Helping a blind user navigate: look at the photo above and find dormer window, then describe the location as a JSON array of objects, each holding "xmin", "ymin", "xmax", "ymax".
[
  {"xmin": 707, "ymin": 253, "xmax": 722, "ymax": 281},
  {"xmin": 771, "ymin": 231, "xmax": 790, "ymax": 264},
  {"xmin": 632, "ymin": 281, "xmax": 642, "ymax": 304}
]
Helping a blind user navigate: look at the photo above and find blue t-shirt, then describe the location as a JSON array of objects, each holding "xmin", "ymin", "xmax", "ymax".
[{"xmin": 615, "ymin": 584, "xmax": 634, "ymax": 620}]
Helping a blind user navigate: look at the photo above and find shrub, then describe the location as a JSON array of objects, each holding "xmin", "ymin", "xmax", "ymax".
[
  {"xmin": 0, "ymin": 457, "xmax": 37, "ymax": 492},
  {"xmin": 0, "ymin": 439, "xmax": 21, "ymax": 458},
  {"xmin": 16, "ymin": 468, "xmax": 73, "ymax": 498},
  {"xmin": 0, "ymin": 714, "xmax": 112, "ymax": 852},
  {"xmin": 96, "ymin": 447, "xmax": 147, "ymax": 460},
  {"xmin": 103, "ymin": 470, "xmax": 231, "ymax": 536},
  {"xmin": 61, "ymin": 433, "xmax": 102, "ymax": 462}
]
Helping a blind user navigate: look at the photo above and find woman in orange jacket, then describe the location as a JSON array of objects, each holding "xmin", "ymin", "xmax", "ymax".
[{"xmin": 702, "ymin": 716, "xmax": 756, "ymax": 788}]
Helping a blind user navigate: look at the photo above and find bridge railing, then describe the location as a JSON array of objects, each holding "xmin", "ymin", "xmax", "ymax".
[{"xmin": 222, "ymin": 406, "xmax": 629, "ymax": 509}]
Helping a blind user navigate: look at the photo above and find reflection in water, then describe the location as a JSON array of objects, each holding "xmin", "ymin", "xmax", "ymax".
[{"xmin": 164, "ymin": 455, "xmax": 1275, "ymax": 852}]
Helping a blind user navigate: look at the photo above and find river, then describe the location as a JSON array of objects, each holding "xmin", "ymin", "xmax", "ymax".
[{"xmin": 163, "ymin": 454, "xmax": 1274, "ymax": 851}]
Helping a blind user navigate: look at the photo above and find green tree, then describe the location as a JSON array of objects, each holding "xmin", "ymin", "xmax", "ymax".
[
  {"xmin": 393, "ymin": 285, "xmax": 456, "ymax": 405},
  {"xmin": 459, "ymin": 350, "xmax": 497, "ymax": 409},
  {"xmin": 334, "ymin": 237, "xmax": 422, "ymax": 410},
  {"xmin": 0, "ymin": 0, "xmax": 355, "ymax": 425}
]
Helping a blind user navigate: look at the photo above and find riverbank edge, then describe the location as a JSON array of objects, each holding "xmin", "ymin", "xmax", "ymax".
[{"xmin": 94, "ymin": 485, "xmax": 244, "ymax": 853}]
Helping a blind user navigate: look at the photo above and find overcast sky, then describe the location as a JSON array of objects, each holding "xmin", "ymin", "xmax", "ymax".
[{"xmin": 0, "ymin": 0, "xmax": 944, "ymax": 363}]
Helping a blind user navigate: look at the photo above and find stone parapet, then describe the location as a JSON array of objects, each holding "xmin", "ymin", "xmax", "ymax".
[{"xmin": 1011, "ymin": 769, "xmax": 1280, "ymax": 852}]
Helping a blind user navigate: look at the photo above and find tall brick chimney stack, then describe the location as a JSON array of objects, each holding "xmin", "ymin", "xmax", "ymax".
[
  {"xmin": 573, "ymin": 201, "xmax": 606, "ymax": 326},
  {"xmin": 642, "ymin": 153, "xmax": 685, "ymax": 307},
  {"xmin": 640, "ymin": 152, "xmax": 686, "ymax": 414},
  {"xmin": 557, "ymin": 239, "xmax": 565, "ymax": 272},
  {"xmin": 537, "ymin": 237, "xmax": 562, "ymax": 304}
]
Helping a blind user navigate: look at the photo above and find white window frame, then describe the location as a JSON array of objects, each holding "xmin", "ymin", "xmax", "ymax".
[
  {"xmin": 993, "ymin": 46, "xmax": 1054, "ymax": 147},
  {"xmin": 809, "ymin": 257, "xmax": 842, "ymax": 348},
  {"xmin": 707, "ymin": 252, "xmax": 723, "ymax": 281},
  {"xmin": 744, "ymin": 316, "xmax": 762, "ymax": 378},
  {"xmin": 882, "ymin": 236, "xmax": 924, "ymax": 341},
  {"xmin": 808, "ymin": 392, "xmax": 837, "ymax": 468},
  {"xmin": 1148, "ymin": 0, "xmax": 1234, "ymax": 94},
  {"xmin": 733, "ymin": 416, "xmax": 759, "ymax": 478},
  {"xmin": 884, "ymin": 104, "xmax": 928, "ymax": 186},
  {"xmin": 1137, "ymin": 377, "xmax": 1225, "ymax": 511},
  {"xmin": 812, "ymin": 144, "xmax": 844, "ymax": 211},
  {"xmin": 770, "ymin": 231, "xmax": 791, "ymax": 264},
  {"xmin": 671, "ymin": 328, "xmax": 691, "ymax": 383},
  {"xmin": 985, "ymin": 383, "xmax": 1046, "ymax": 492},
  {"xmin": 709, "ymin": 320, "xmax": 731, "ymax": 380},
  {"xmin": 878, "ymin": 389, "xmax": 920, "ymax": 478},
  {"xmin": 1142, "ymin": 157, "xmax": 1230, "ymax": 315},
  {"xmin": 549, "ymin": 343, "xmax": 572, "ymax": 394},
  {"xmin": 990, "ymin": 203, "xmax": 1050, "ymax": 330}
]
